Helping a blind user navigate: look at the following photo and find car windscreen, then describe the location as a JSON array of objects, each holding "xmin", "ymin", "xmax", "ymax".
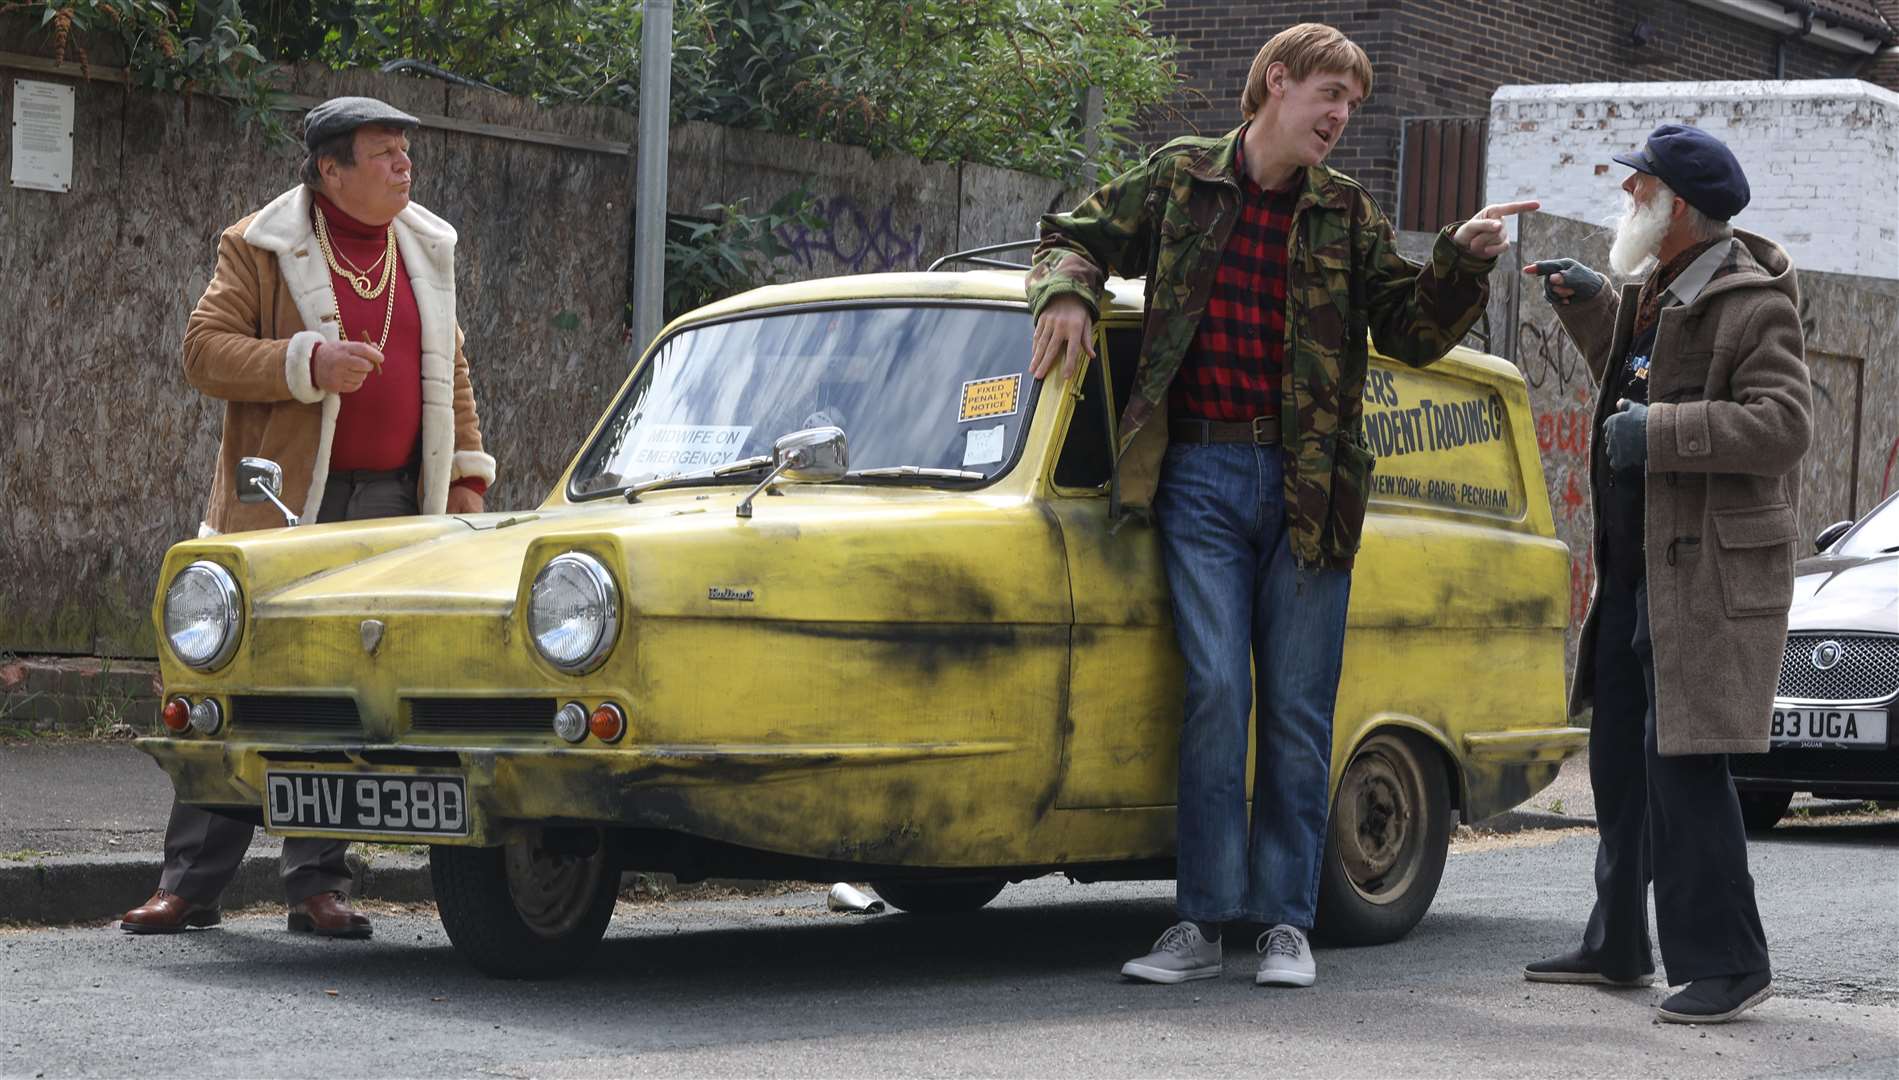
[
  {"xmin": 1833, "ymin": 493, "xmax": 1899, "ymax": 556},
  {"xmin": 569, "ymin": 304, "xmax": 1037, "ymax": 497}
]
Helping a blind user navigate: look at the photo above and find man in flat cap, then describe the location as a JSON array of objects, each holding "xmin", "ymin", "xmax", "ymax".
[
  {"xmin": 1521, "ymin": 124, "xmax": 1811, "ymax": 1023},
  {"xmin": 119, "ymin": 95, "xmax": 496, "ymax": 939}
]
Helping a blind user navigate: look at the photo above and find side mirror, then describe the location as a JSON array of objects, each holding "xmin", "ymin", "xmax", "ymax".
[
  {"xmin": 1815, "ymin": 519, "xmax": 1854, "ymax": 553},
  {"xmin": 236, "ymin": 456, "xmax": 299, "ymax": 527},
  {"xmin": 775, "ymin": 426, "xmax": 849, "ymax": 483},
  {"xmin": 737, "ymin": 426, "xmax": 849, "ymax": 518}
]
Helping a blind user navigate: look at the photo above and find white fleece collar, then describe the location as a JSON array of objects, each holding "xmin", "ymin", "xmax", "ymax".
[{"xmin": 243, "ymin": 185, "xmax": 458, "ymax": 260}]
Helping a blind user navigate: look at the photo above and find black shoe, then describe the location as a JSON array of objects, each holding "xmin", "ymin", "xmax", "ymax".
[
  {"xmin": 1523, "ymin": 949, "xmax": 1655, "ymax": 987},
  {"xmin": 1657, "ymin": 970, "xmax": 1772, "ymax": 1024}
]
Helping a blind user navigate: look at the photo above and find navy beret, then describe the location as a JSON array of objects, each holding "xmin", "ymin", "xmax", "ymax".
[
  {"xmin": 302, "ymin": 96, "xmax": 419, "ymax": 151},
  {"xmin": 1613, "ymin": 124, "xmax": 1750, "ymax": 222}
]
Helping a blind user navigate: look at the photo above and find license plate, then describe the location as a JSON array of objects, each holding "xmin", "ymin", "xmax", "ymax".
[
  {"xmin": 1769, "ymin": 707, "xmax": 1888, "ymax": 748},
  {"xmin": 265, "ymin": 771, "xmax": 469, "ymax": 836}
]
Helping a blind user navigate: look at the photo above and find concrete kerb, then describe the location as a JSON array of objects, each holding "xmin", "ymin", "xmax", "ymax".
[{"xmin": 0, "ymin": 849, "xmax": 795, "ymax": 927}]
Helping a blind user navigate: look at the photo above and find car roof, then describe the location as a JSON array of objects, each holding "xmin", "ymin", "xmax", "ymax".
[
  {"xmin": 671, "ymin": 269, "xmax": 1523, "ymax": 381},
  {"xmin": 677, "ymin": 270, "xmax": 1148, "ymax": 321}
]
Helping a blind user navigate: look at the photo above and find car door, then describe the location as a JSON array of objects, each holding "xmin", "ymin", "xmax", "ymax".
[{"xmin": 1043, "ymin": 326, "xmax": 1184, "ymax": 818}]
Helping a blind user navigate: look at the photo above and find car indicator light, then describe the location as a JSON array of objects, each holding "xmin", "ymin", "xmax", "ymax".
[
  {"xmin": 589, "ymin": 703, "xmax": 625, "ymax": 742},
  {"xmin": 163, "ymin": 697, "xmax": 191, "ymax": 733}
]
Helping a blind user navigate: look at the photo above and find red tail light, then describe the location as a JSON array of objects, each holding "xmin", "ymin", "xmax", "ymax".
[{"xmin": 162, "ymin": 697, "xmax": 191, "ymax": 733}]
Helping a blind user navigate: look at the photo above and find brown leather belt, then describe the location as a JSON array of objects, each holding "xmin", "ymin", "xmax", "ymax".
[{"xmin": 1170, "ymin": 415, "xmax": 1281, "ymax": 446}]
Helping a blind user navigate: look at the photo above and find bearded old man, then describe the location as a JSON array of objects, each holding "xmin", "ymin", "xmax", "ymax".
[
  {"xmin": 1522, "ymin": 124, "xmax": 1811, "ymax": 1024},
  {"xmin": 119, "ymin": 96, "xmax": 496, "ymax": 939}
]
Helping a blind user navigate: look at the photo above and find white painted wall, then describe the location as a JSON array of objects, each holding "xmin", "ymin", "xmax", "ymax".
[{"xmin": 1486, "ymin": 80, "xmax": 1899, "ymax": 280}]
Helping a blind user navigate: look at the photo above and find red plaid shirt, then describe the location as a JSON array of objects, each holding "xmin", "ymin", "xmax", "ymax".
[{"xmin": 1170, "ymin": 148, "xmax": 1298, "ymax": 423}]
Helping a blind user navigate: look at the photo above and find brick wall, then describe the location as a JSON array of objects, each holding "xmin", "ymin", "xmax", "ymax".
[
  {"xmin": 1139, "ymin": 0, "xmax": 1865, "ymax": 212},
  {"xmin": 1487, "ymin": 80, "xmax": 1899, "ymax": 278}
]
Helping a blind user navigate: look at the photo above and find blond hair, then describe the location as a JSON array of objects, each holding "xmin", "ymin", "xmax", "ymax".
[{"xmin": 1240, "ymin": 23, "xmax": 1374, "ymax": 120}]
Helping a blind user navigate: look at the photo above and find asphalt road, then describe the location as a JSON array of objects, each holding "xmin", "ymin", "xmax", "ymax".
[{"xmin": 4, "ymin": 817, "xmax": 1896, "ymax": 1078}]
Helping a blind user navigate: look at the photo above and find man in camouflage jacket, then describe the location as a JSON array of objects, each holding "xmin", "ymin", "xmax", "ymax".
[{"xmin": 1027, "ymin": 23, "xmax": 1536, "ymax": 988}]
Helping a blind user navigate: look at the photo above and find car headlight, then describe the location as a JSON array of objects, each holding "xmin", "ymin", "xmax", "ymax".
[
  {"xmin": 163, "ymin": 561, "xmax": 242, "ymax": 671},
  {"xmin": 528, "ymin": 553, "xmax": 619, "ymax": 673}
]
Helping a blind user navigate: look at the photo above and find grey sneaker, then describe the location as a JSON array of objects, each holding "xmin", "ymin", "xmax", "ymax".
[
  {"xmin": 1255, "ymin": 924, "xmax": 1316, "ymax": 987},
  {"xmin": 1120, "ymin": 921, "xmax": 1223, "ymax": 984}
]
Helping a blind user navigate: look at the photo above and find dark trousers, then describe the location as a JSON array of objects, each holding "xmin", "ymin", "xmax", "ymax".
[
  {"xmin": 1581, "ymin": 554, "xmax": 1771, "ymax": 984},
  {"xmin": 159, "ymin": 469, "xmax": 419, "ymax": 907}
]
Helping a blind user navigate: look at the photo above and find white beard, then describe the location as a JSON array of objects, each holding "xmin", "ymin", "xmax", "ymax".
[{"xmin": 1608, "ymin": 189, "xmax": 1675, "ymax": 277}]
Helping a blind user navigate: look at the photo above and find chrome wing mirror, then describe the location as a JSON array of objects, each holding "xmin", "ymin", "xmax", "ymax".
[
  {"xmin": 236, "ymin": 456, "xmax": 299, "ymax": 527},
  {"xmin": 737, "ymin": 427, "xmax": 848, "ymax": 518}
]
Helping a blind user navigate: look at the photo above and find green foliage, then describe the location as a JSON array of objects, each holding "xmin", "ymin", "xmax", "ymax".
[
  {"xmin": 671, "ymin": 0, "xmax": 1180, "ymax": 180},
  {"xmin": 5, "ymin": 0, "xmax": 284, "ymax": 136},
  {"xmin": 662, "ymin": 189, "xmax": 823, "ymax": 323},
  {"xmin": 250, "ymin": 0, "xmax": 1182, "ymax": 181}
]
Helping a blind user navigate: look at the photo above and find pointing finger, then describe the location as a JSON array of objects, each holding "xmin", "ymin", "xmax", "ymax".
[{"xmin": 1485, "ymin": 200, "xmax": 1541, "ymax": 218}]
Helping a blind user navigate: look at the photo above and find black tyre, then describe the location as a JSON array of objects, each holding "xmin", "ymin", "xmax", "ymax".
[
  {"xmin": 869, "ymin": 878, "xmax": 1006, "ymax": 914},
  {"xmin": 430, "ymin": 828, "xmax": 619, "ymax": 979},
  {"xmin": 1738, "ymin": 790, "xmax": 1794, "ymax": 833},
  {"xmin": 1315, "ymin": 730, "xmax": 1452, "ymax": 946}
]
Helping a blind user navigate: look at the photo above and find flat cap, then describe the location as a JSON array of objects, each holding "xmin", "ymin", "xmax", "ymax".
[
  {"xmin": 1613, "ymin": 123, "xmax": 1750, "ymax": 222},
  {"xmin": 302, "ymin": 96, "xmax": 420, "ymax": 151}
]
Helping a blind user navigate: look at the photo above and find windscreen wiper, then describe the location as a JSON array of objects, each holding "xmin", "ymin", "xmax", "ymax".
[
  {"xmin": 624, "ymin": 456, "xmax": 774, "ymax": 502},
  {"xmin": 846, "ymin": 466, "xmax": 986, "ymax": 480}
]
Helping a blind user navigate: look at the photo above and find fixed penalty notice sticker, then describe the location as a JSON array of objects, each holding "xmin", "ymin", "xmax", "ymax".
[{"xmin": 958, "ymin": 374, "xmax": 1020, "ymax": 422}]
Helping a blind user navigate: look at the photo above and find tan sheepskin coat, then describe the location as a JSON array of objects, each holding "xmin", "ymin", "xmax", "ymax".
[{"xmin": 182, "ymin": 185, "xmax": 495, "ymax": 535}]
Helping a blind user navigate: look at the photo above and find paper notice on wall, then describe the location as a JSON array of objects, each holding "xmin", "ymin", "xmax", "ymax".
[
  {"xmin": 962, "ymin": 424, "xmax": 1005, "ymax": 467},
  {"xmin": 11, "ymin": 80, "xmax": 74, "ymax": 193},
  {"xmin": 626, "ymin": 425, "xmax": 752, "ymax": 470}
]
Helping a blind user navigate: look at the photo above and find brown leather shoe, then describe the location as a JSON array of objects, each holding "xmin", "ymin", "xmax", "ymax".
[
  {"xmin": 120, "ymin": 889, "xmax": 221, "ymax": 934},
  {"xmin": 287, "ymin": 890, "xmax": 372, "ymax": 939}
]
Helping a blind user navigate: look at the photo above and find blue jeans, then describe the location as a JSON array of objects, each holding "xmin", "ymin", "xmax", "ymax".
[{"xmin": 1154, "ymin": 443, "xmax": 1352, "ymax": 929}]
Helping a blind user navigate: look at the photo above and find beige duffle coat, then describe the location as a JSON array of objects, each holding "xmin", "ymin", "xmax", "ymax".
[{"xmin": 1555, "ymin": 230, "xmax": 1813, "ymax": 756}]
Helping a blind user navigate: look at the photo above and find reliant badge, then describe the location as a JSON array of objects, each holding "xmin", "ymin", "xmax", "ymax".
[
  {"xmin": 708, "ymin": 587, "xmax": 755, "ymax": 602},
  {"xmin": 360, "ymin": 619, "xmax": 385, "ymax": 656}
]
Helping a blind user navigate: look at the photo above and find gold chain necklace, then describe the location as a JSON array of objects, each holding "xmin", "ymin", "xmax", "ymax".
[
  {"xmin": 325, "ymin": 244, "xmax": 400, "ymax": 351},
  {"xmin": 313, "ymin": 205, "xmax": 397, "ymax": 300}
]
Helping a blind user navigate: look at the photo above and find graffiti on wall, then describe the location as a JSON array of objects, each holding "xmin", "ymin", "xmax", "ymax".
[{"xmin": 776, "ymin": 195, "xmax": 927, "ymax": 274}]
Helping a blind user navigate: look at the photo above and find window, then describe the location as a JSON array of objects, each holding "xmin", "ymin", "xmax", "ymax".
[
  {"xmin": 1054, "ymin": 325, "xmax": 1143, "ymax": 491},
  {"xmin": 1399, "ymin": 117, "xmax": 1487, "ymax": 233}
]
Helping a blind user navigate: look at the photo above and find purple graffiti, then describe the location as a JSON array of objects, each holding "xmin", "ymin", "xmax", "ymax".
[{"xmin": 776, "ymin": 195, "xmax": 926, "ymax": 273}]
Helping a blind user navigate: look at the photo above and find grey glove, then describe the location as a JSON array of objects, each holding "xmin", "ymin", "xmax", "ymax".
[
  {"xmin": 1528, "ymin": 258, "xmax": 1605, "ymax": 305},
  {"xmin": 1602, "ymin": 400, "xmax": 1649, "ymax": 471}
]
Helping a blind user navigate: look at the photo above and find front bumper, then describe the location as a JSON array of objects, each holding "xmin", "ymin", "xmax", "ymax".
[{"xmin": 137, "ymin": 735, "xmax": 1011, "ymax": 848}]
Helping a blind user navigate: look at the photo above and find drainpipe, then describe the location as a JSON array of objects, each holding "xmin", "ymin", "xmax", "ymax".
[{"xmin": 1777, "ymin": 8, "xmax": 1816, "ymax": 78}]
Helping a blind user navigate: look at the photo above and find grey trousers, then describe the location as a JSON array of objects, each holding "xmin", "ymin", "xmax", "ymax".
[{"xmin": 158, "ymin": 469, "xmax": 421, "ymax": 906}]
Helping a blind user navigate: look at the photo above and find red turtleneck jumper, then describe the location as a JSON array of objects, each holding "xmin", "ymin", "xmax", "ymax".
[{"xmin": 313, "ymin": 194, "xmax": 485, "ymax": 496}]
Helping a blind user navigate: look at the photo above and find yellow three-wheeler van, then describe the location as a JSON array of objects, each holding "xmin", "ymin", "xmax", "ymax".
[{"xmin": 142, "ymin": 263, "xmax": 1584, "ymax": 978}]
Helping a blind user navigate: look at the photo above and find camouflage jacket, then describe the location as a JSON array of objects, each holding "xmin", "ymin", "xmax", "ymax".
[{"xmin": 1026, "ymin": 126, "xmax": 1496, "ymax": 568}]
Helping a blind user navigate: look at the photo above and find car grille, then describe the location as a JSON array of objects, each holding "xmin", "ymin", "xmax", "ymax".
[
  {"xmin": 1776, "ymin": 634, "xmax": 1899, "ymax": 704},
  {"xmin": 232, "ymin": 695, "xmax": 362, "ymax": 733},
  {"xmin": 408, "ymin": 697, "xmax": 556, "ymax": 734}
]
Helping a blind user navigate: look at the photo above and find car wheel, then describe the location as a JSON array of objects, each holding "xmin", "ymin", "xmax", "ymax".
[
  {"xmin": 869, "ymin": 878, "xmax": 1006, "ymax": 914},
  {"xmin": 1315, "ymin": 730, "xmax": 1452, "ymax": 946},
  {"xmin": 1738, "ymin": 790, "xmax": 1794, "ymax": 833},
  {"xmin": 431, "ymin": 828, "xmax": 619, "ymax": 979}
]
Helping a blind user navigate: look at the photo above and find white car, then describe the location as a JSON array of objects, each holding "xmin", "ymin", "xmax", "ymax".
[{"xmin": 1732, "ymin": 490, "xmax": 1899, "ymax": 830}]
